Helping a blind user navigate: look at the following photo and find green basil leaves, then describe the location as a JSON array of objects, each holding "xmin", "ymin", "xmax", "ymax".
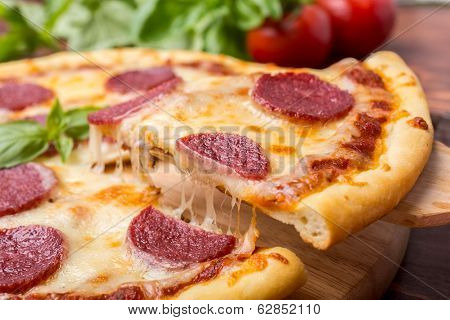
[{"xmin": 0, "ymin": 99, "xmax": 99, "ymax": 168}]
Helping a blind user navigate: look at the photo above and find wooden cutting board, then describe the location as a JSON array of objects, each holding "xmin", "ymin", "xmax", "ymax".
[
  {"xmin": 384, "ymin": 142, "xmax": 450, "ymax": 227},
  {"xmin": 151, "ymin": 141, "xmax": 448, "ymax": 299}
]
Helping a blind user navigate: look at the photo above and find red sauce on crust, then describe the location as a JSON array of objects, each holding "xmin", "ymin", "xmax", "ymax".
[
  {"xmin": 310, "ymin": 158, "xmax": 350, "ymax": 172},
  {"xmin": 372, "ymin": 100, "xmax": 391, "ymax": 111},
  {"xmin": 408, "ymin": 117, "xmax": 428, "ymax": 130},
  {"xmin": 347, "ymin": 66, "xmax": 385, "ymax": 89},
  {"xmin": 342, "ymin": 113, "xmax": 385, "ymax": 157}
]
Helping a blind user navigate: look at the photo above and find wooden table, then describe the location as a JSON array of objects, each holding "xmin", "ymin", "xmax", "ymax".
[{"xmin": 382, "ymin": 6, "xmax": 450, "ymax": 300}]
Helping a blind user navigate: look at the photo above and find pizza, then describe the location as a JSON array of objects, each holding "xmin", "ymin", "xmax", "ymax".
[{"xmin": 0, "ymin": 48, "xmax": 432, "ymax": 299}]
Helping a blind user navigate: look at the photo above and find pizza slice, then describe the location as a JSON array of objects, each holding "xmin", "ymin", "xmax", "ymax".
[{"xmin": 86, "ymin": 50, "xmax": 433, "ymax": 250}]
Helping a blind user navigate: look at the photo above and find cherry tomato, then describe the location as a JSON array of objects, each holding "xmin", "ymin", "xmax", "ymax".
[
  {"xmin": 246, "ymin": 4, "xmax": 332, "ymax": 68},
  {"xmin": 317, "ymin": 0, "xmax": 396, "ymax": 58}
]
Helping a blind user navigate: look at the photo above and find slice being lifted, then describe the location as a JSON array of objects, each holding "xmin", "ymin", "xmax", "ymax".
[{"xmin": 88, "ymin": 50, "xmax": 433, "ymax": 249}]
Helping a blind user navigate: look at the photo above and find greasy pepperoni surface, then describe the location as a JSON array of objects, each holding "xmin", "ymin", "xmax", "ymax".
[
  {"xmin": 0, "ymin": 83, "xmax": 54, "ymax": 111},
  {"xmin": 106, "ymin": 67, "xmax": 177, "ymax": 93},
  {"xmin": 176, "ymin": 133, "xmax": 270, "ymax": 180},
  {"xmin": 128, "ymin": 206, "xmax": 236, "ymax": 268},
  {"xmin": 0, "ymin": 225, "xmax": 65, "ymax": 293},
  {"xmin": 88, "ymin": 77, "xmax": 179, "ymax": 125},
  {"xmin": 346, "ymin": 66, "xmax": 385, "ymax": 88},
  {"xmin": 252, "ymin": 73, "xmax": 354, "ymax": 122},
  {"xmin": 0, "ymin": 163, "xmax": 57, "ymax": 217}
]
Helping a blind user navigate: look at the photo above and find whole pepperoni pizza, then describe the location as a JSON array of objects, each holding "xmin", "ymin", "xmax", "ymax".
[{"xmin": 0, "ymin": 48, "xmax": 432, "ymax": 299}]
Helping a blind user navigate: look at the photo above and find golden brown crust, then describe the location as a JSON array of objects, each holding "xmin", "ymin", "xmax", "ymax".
[{"xmin": 175, "ymin": 247, "xmax": 306, "ymax": 300}]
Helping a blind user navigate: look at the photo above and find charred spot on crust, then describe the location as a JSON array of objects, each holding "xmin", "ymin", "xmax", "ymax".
[
  {"xmin": 268, "ymin": 252, "xmax": 289, "ymax": 264},
  {"xmin": 408, "ymin": 117, "xmax": 428, "ymax": 130}
]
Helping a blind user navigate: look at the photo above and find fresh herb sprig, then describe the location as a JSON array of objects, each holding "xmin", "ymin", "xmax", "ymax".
[{"xmin": 0, "ymin": 100, "xmax": 99, "ymax": 168}]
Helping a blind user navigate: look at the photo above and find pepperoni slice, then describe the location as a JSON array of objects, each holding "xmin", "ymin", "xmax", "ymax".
[
  {"xmin": 0, "ymin": 83, "xmax": 54, "ymax": 111},
  {"xmin": 128, "ymin": 206, "xmax": 236, "ymax": 269},
  {"xmin": 252, "ymin": 73, "xmax": 354, "ymax": 122},
  {"xmin": 0, "ymin": 163, "xmax": 58, "ymax": 217},
  {"xmin": 88, "ymin": 77, "xmax": 179, "ymax": 125},
  {"xmin": 176, "ymin": 133, "xmax": 270, "ymax": 180},
  {"xmin": 0, "ymin": 225, "xmax": 65, "ymax": 293},
  {"xmin": 106, "ymin": 67, "xmax": 177, "ymax": 93}
]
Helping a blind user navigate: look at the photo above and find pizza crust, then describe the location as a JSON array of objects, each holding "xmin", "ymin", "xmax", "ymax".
[
  {"xmin": 0, "ymin": 47, "xmax": 272, "ymax": 79},
  {"xmin": 176, "ymin": 247, "xmax": 306, "ymax": 300},
  {"xmin": 266, "ymin": 51, "xmax": 433, "ymax": 249}
]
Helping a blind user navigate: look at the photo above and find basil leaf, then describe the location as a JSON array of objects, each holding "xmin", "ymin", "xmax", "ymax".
[
  {"xmin": 46, "ymin": 99, "xmax": 65, "ymax": 140},
  {"xmin": 0, "ymin": 32, "xmax": 29, "ymax": 62},
  {"xmin": 133, "ymin": 0, "xmax": 191, "ymax": 49},
  {"xmin": 44, "ymin": 0, "xmax": 74, "ymax": 30},
  {"xmin": 64, "ymin": 106, "xmax": 100, "ymax": 140},
  {"xmin": 52, "ymin": 0, "xmax": 135, "ymax": 50},
  {"xmin": 132, "ymin": 0, "xmax": 286, "ymax": 58},
  {"xmin": 0, "ymin": 1, "xmax": 57, "ymax": 62},
  {"xmin": 0, "ymin": 121, "xmax": 49, "ymax": 168},
  {"xmin": 233, "ymin": 0, "xmax": 267, "ymax": 31},
  {"xmin": 54, "ymin": 133, "xmax": 73, "ymax": 163},
  {"xmin": 204, "ymin": 19, "xmax": 247, "ymax": 59}
]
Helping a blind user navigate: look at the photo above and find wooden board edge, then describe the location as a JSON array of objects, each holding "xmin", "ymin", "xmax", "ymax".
[{"xmin": 384, "ymin": 141, "xmax": 450, "ymax": 228}]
